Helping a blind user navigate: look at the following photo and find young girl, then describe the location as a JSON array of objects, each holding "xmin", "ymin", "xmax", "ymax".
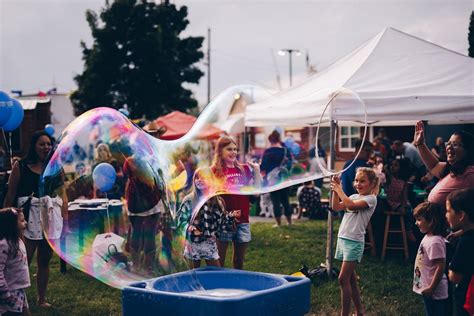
[
  {"xmin": 331, "ymin": 167, "xmax": 379, "ymax": 316},
  {"xmin": 412, "ymin": 201, "xmax": 448, "ymax": 316},
  {"xmin": 211, "ymin": 136, "xmax": 261, "ymax": 269},
  {"xmin": 0, "ymin": 208, "xmax": 30, "ymax": 316},
  {"xmin": 178, "ymin": 168, "xmax": 238, "ymax": 268}
]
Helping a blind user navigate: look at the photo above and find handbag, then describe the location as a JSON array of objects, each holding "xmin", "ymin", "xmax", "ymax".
[
  {"xmin": 19, "ymin": 194, "xmax": 33, "ymax": 222},
  {"xmin": 266, "ymin": 148, "xmax": 290, "ymax": 186}
]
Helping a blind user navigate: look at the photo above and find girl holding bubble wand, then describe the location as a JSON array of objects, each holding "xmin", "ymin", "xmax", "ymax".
[
  {"xmin": 331, "ymin": 167, "xmax": 379, "ymax": 316},
  {"xmin": 0, "ymin": 208, "xmax": 30, "ymax": 316}
]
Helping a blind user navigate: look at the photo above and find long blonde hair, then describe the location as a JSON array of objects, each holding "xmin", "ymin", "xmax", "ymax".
[
  {"xmin": 211, "ymin": 136, "xmax": 244, "ymax": 178},
  {"xmin": 354, "ymin": 167, "xmax": 380, "ymax": 195},
  {"xmin": 95, "ymin": 143, "xmax": 112, "ymax": 162}
]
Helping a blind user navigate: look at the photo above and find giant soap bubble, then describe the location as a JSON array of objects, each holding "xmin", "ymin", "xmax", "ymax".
[{"xmin": 39, "ymin": 86, "xmax": 366, "ymax": 288}]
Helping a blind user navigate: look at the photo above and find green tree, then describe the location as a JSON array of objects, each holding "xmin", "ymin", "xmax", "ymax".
[
  {"xmin": 71, "ymin": 0, "xmax": 204, "ymax": 118},
  {"xmin": 469, "ymin": 11, "xmax": 474, "ymax": 57}
]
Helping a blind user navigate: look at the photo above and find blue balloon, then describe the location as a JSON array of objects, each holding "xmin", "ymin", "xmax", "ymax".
[
  {"xmin": 118, "ymin": 108, "xmax": 130, "ymax": 117},
  {"xmin": 92, "ymin": 162, "xmax": 117, "ymax": 192},
  {"xmin": 2, "ymin": 99, "xmax": 24, "ymax": 132},
  {"xmin": 0, "ymin": 91, "xmax": 13, "ymax": 127},
  {"xmin": 45, "ymin": 124, "xmax": 55, "ymax": 136}
]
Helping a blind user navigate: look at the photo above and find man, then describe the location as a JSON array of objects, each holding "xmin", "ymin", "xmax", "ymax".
[{"xmin": 391, "ymin": 140, "xmax": 426, "ymax": 184}]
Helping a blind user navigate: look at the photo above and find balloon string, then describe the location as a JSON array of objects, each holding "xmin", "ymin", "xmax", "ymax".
[
  {"xmin": 8, "ymin": 133, "xmax": 12, "ymax": 161},
  {"xmin": 105, "ymin": 192, "xmax": 111, "ymax": 233}
]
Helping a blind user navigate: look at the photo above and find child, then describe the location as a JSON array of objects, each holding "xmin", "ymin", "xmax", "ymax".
[
  {"xmin": 385, "ymin": 158, "xmax": 416, "ymax": 242},
  {"xmin": 412, "ymin": 202, "xmax": 448, "ymax": 316},
  {"xmin": 331, "ymin": 167, "xmax": 378, "ymax": 316},
  {"xmin": 178, "ymin": 168, "xmax": 238, "ymax": 269},
  {"xmin": 0, "ymin": 208, "xmax": 30, "ymax": 316},
  {"xmin": 297, "ymin": 181, "xmax": 322, "ymax": 219},
  {"xmin": 446, "ymin": 188, "xmax": 474, "ymax": 316}
]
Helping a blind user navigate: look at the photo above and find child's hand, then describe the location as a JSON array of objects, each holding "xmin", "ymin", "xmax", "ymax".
[
  {"xmin": 230, "ymin": 210, "xmax": 241, "ymax": 218},
  {"xmin": 330, "ymin": 176, "xmax": 342, "ymax": 193},
  {"xmin": 187, "ymin": 225, "xmax": 202, "ymax": 236},
  {"xmin": 0, "ymin": 295, "xmax": 16, "ymax": 307},
  {"xmin": 422, "ymin": 286, "xmax": 434, "ymax": 297},
  {"xmin": 247, "ymin": 160, "xmax": 260, "ymax": 172}
]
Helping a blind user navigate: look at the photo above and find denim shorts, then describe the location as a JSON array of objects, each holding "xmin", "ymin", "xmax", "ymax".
[
  {"xmin": 218, "ymin": 223, "xmax": 251, "ymax": 243},
  {"xmin": 335, "ymin": 237, "xmax": 364, "ymax": 263},
  {"xmin": 183, "ymin": 239, "xmax": 219, "ymax": 261}
]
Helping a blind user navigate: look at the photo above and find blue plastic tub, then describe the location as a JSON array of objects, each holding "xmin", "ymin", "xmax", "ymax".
[{"xmin": 122, "ymin": 267, "xmax": 311, "ymax": 316}]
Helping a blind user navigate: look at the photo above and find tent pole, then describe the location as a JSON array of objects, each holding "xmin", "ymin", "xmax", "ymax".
[{"xmin": 325, "ymin": 119, "xmax": 337, "ymax": 277}]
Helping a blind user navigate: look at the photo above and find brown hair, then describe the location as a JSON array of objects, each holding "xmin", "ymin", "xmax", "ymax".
[
  {"xmin": 211, "ymin": 136, "xmax": 244, "ymax": 178},
  {"xmin": 447, "ymin": 188, "xmax": 474, "ymax": 222},
  {"xmin": 0, "ymin": 208, "xmax": 23, "ymax": 254},
  {"xmin": 413, "ymin": 202, "xmax": 448, "ymax": 236},
  {"xmin": 268, "ymin": 130, "xmax": 281, "ymax": 144},
  {"xmin": 353, "ymin": 167, "xmax": 379, "ymax": 195}
]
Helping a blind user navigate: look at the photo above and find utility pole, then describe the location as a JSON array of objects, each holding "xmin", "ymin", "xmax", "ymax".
[
  {"xmin": 278, "ymin": 49, "xmax": 301, "ymax": 87},
  {"xmin": 207, "ymin": 28, "xmax": 211, "ymax": 105}
]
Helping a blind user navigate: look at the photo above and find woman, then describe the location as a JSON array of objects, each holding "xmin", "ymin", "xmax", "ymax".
[
  {"xmin": 123, "ymin": 156, "xmax": 163, "ymax": 274},
  {"xmin": 260, "ymin": 130, "xmax": 293, "ymax": 227},
  {"xmin": 3, "ymin": 131, "xmax": 55, "ymax": 308},
  {"xmin": 414, "ymin": 121, "xmax": 474, "ymax": 208},
  {"xmin": 211, "ymin": 136, "xmax": 261, "ymax": 269},
  {"xmin": 94, "ymin": 143, "xmax": 113, "ymax": 164}
]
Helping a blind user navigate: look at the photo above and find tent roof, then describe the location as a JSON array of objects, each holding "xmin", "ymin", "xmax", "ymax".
[
  {"xmin": 245, "ymin": 27, "xmax": 474, "ymax": 126},
  {"xmin": 149, "ymin": 111, "xmax": 224, "ymax": 140}
]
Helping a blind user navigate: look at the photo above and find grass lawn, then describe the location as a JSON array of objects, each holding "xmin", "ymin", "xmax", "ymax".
[{"xmin": 26, "ymin": 220, "xmax": 422, "ymax": 315}]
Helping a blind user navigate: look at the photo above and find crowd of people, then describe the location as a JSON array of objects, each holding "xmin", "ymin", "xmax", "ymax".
[
  {"xmin": 0, "ymin": 120, "xmax": 473, "ymax": 316},
  {"xmin": 330, "ymin": 123, "xmax": 474, "ymax": 316}
]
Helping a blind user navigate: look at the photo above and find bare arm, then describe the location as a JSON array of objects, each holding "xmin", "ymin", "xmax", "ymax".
[
  {"xmin": 414, "ymin": 121, "xmax": 446, "ymax": 178},
  {"xmin": 448, "ymin": 270, "xmax": 464, "ymax": 285},
  {"xmin": 3, "ymin": 162, "xmax": 20, "ymax": 207},
  {"xmin": 422, "ymin": 258, "xmax": 445, "ymax": 296},
  {"xmin": 248, "ymin": 161, "xmax": 262, "ymax": 187},
  {"xmin": 330, "ymin": 176, "xmax": 369, "ymax": 211}
]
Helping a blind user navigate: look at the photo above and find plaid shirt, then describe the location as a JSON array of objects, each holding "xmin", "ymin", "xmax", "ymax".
[{"xmin": 183, "ymin": 197, "xmax": 235, "ymax": 243}]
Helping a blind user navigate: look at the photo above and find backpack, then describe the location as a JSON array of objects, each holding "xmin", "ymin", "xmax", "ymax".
[{"xmin": 266, "ymin": 148, "xmax": 290, "ymax": 186}]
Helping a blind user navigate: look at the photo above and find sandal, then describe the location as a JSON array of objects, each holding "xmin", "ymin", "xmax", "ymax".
[{"xmin": 37, "ymin": 301, "xmax": 52, "ymax": 308}]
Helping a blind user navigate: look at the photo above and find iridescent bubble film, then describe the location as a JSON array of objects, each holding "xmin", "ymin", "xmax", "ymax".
[{"xmin": 39, "ymin": 85, "xmax": 365, "ymax": 288}]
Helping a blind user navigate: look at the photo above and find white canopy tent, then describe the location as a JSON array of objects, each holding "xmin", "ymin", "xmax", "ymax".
[
  {"xmin": 244, "ymin": 27, "xmax": 474, "ymax": 276},
  {"xmin": 245, "ymin": 27, "xmax": 474, "ymax": 126}
]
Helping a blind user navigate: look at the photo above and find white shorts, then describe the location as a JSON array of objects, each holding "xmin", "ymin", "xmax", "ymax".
[{"xmin": 183, "ymin": 239, "xmax": 219, "ymax": 261}]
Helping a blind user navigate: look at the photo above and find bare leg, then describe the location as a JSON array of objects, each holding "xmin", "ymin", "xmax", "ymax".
[
  {"xmin": 24, "ymin": 238, "xmax": 37, "ymax": 267},
  {"xmin": 216, "ymin": 240, "xmax": 229, "ymax": 267},
  {"xmin": 350, "ymin": 270, "xmax": 365, "ymax": 315},
  {"xmin": 338, "ymin": 261, "xmax": 357, "ymax": 316},
  {"xmin": 274, "ymin": 216, "xmax": 282, "ymax": 226},
  {"xmin": 205, "ymin": 259, "xmax": 220, "ymax": 267},
  {"xmin": 232, "ymin": 242, "xmax": 248, "ymax": 270},
  {"xmin": 36, "ymin": 239, "xmax": 53, "ymax": 307},
  {"xmin": 189, "ymin": 260, "xmax": 201, "ymax": 269}
]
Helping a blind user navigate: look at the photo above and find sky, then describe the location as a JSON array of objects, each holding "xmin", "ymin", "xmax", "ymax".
[{"xmin": 0, "ymin": 0, "xmax": 472, "ymax": 106}]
